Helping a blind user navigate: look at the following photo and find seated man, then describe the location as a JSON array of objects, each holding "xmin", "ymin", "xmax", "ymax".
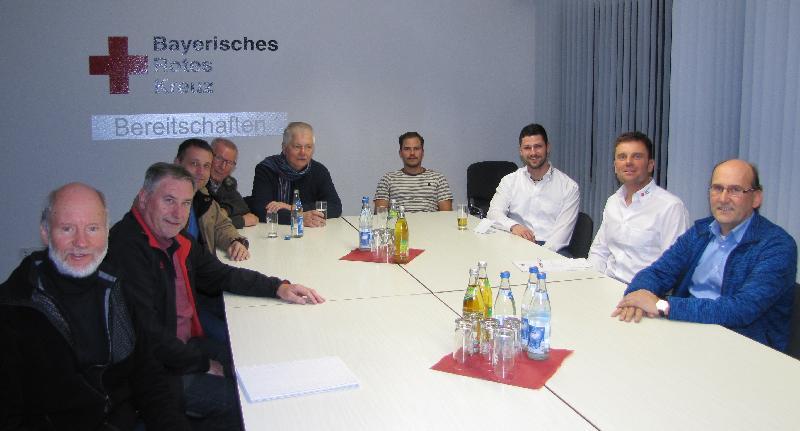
[
  {"xmin": 588, "ymin": 131, "xmax": 690, "ymax": 283},
  {"xmin": 0, "ymin": 183, "xmax": 188, "ymax": 430},
  {"xmin": 249, "ymin": 121, "xmax": 342, "ymax": 225},
  {"xmin": 613, "ymin": 159, "xmax": 797, "ymax": 351},
  {"xmin": 208, "ymin": 137, "xmax": 259, "ymax": 229},
  {"xmin": 109, "ymin": 163, "xmax": 324, "ymax": 429},
  {"xmin": 373, "ymin": 131, "xmax": 453, "ymax": 212},
  {"xmin": 175, "ymin": 138, "xmax": 249, "ymax": 262},
  {"xmin": 487, "ymin": 123, "xmax": 580, "ymax": 254}
]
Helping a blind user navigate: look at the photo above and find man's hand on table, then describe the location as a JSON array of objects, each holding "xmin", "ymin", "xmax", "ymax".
[
  {"xmin": 611, "ymin": 290, "xmax": 659, "ymax": 322},
  {"xmin": 227, "ymin": 240, "xmax": 250, "ymax": 261},
  {"xmin": 303, "ymin": 210, "xmax": 325, "ymax": 227},
  {"xmin": 510, "ymin": 224, "xmax": 536, "ymax": 242},
  {"xmin": 277, "ymin": 283, "xmax": 326, "ymax": 304}
]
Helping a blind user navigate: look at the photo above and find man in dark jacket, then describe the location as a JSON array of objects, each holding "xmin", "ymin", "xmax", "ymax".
[
  {"xmin": 208, "ymin": 137, "xmax": 258, "ymax": 229},
  {"xmin": 0, "ymin": 182, "xmax": 188, "ymax": 430},
  {"xmin": 108, "ymin": 163, "xmax": 324, "ymax": 430},
  {"xmin": 249, "ymin": 121, "xmax": 342, "ymax": 224}
]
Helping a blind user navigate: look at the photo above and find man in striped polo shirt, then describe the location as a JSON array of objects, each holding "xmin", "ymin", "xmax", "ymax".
[{"xmin": 374, "ymin": 131, "xmax": 453, "ymax": 212}]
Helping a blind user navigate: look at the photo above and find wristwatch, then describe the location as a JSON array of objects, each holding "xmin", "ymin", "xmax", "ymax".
[{"xmin": 656, "ymin": 299, "xmax": 669, "ymax": 318}]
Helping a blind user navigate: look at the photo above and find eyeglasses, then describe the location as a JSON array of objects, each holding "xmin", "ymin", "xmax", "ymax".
[
  {"xmin": 709, "ymin": 184, "xmax": 759, "ymax": 198},
  {"xmin": 213, "ymin": 155, "xmax": 236, "ymax": 167}
]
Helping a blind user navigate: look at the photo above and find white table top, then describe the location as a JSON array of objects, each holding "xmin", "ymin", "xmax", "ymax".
[
  {"xmin": 223, "ymin": 218, "xmax": 429, "ymax": 308},
  {"xmin": 344, "ymin": 212, "xmax": 603, "ymax": 290},
  {"xmin": 223, "ymin": 212, "xmax": 800, "ymax": 431},
  {"xmin": 437, "ymin": 277, "xmax": 800, "ymax": 431},
  {"xmin": 226, "ymin": 293, "xmax": 595, "ymax": 431}
]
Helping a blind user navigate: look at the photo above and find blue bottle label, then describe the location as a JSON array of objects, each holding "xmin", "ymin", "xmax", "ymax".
[
  {"xmin": 521, "ymin": 317, "xmax": 529, "ymax": 344},
  {"xmin": 297, "ymin": 216, "xmax": 304, "ymax": 235},
  {"xmin": 528, "ymin": 327, "xmax": 545, "ymax": 350},
  {"xmin": 359, "ymin": 230, "xmax": 371, "ymax": 248}
]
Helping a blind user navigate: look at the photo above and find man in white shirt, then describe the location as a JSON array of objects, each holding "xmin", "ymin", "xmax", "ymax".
[
  {"xmin": 487, "ymin": 123, "xmax": 580, "ymax": 254},
  {"xmin": 588, "ymin": 131, "xmax": 690, "ymax": 283}
]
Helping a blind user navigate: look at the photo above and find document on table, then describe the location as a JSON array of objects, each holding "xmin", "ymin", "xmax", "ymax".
[
  {"xmin": 237, "ymin": 356, "xmax": 359, "ymax": 402},
  {"xmin": 513, "ymin": 258, "xmax": 592, "ymax": 273}
]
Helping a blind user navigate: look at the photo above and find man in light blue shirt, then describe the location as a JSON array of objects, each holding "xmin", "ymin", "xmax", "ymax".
[{"xmin": 612, "ymin": 159, "xmax": 797, "ymax": 350}]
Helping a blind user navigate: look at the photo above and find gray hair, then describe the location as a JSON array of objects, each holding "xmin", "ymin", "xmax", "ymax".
[
  {"xmin": 211, "ymin": 137, "xmax": 238, "ymax": 154},
  {"xmin": 281, "ymin": 121, "xmax": 315, "ymax": 149},
  {"xmin": 41, "ymin": 183, "xmax": 108, "ymax": 233},
  {"xmin": 142, "ymin": 162, "xmax": 196, "ymax": 194}
]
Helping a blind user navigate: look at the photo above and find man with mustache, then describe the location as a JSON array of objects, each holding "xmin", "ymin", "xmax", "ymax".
[
  {"xmin": 374, "ymin": 131, "xmax": 453, "ymax": 212},
  {"xmin": 613, "ymin": 159, "xmax": 797, "ymax": 351},
  {"xmin": 588, "ymin": 131, "xmax": 690, "ymax": 283},
  {"xmin": 0, "ymin": 183, "xmax": 188, "ymax": 430},
  {"xmin": 487, "ymin": 123, "xmax": 580, "ymax": 254}
]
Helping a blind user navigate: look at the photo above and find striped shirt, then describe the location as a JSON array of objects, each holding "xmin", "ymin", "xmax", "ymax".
[{"xmin": 374, "ymin": 169, "xmax": 453, "ymax": 212}]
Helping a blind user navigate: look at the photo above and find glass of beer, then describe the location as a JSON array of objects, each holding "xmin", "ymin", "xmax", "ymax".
[{"xmin": 456, "ymin": 203, "xmax": 468, "ymax": 230}]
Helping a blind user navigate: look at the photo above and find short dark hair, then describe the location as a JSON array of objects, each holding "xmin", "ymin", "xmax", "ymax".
[
  {"xmin": 614, "ymin": 131, "xmax": 653, "ymax": 160},
  {"xmin": 518, "ymin": 123, "xmax": 549, "ymax": 146},
  {"xmin": 142, "ymin": 162, "xmax": 195, "ymax": 193},
  {"xmin": 398, "ymin": 131, "xmax": 424, "ymax": 149},
  {"xmin": 176, "ymin": 138, "xmax": 212, "ymax": 161}
]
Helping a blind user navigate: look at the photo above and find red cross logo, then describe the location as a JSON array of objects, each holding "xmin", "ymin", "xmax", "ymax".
[{"xmin": 89, "ymin": 36, "xmax": 148, "ymax": 94}]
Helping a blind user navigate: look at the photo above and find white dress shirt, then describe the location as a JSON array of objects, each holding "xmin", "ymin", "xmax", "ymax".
[
  {"xmin": 588, "ymin": 179, "xmax": 690, "ymax": 283},
  {"xmin": 487, "ymin": 165, "xmax": 580, "ymax": 252}
]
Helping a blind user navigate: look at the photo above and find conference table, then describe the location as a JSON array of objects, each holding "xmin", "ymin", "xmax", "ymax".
[{"xmin": 224, "ymin": 212, "xmax": 800, "ymax": 431}]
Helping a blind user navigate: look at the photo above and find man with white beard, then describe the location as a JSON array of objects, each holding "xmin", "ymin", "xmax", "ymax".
[{"xmin": 0, "ymin": 183, "xmax": 187, "ymax": 430}]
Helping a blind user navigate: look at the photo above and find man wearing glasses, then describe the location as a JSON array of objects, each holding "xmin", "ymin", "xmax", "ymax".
[
  {"xmin": 208, "ymin": 138, "xmax": 259, "ymax": 228},
  {"xmin": 612, "ymin": 159, "xmax": 797, "ymax": 351}
]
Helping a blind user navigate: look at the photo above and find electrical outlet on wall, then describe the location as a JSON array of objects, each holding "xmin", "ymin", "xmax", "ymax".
[{"xmin": 20, "ymin": 247, "xmax": 43, "ymax": 259}]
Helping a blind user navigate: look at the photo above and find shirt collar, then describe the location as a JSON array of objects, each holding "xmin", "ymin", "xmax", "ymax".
[
  {"xmin": 616, "ymin": 178, "xmax": 656, "ymax": 205},
  {"xmin": 528, "ymin": 164, "xmax": 554, "ymax": 184},
  {"xmin": 709, "ymin": 212, "xmax": 754, "ymax": 244}
]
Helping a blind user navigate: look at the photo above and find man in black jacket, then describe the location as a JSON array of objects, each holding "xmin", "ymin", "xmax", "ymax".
[
  {"xmin": 108, "ymin": 163, "xmax": 324, "ymax": 430},
  {"xmin": 0, "ymin": 182, "xmax": 188, "ymax": 430}
]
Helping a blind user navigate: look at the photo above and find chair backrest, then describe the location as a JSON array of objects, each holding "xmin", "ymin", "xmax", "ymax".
[
  {"xmin": 566, "ymin": 212, "xmax": 593, "ymax": 259},
  {"xmin": 466, "ymin": 161, "xmax": 517, "ymax": 215},
  {"xmin": 787, "ymin": 283, "xmax": 800, "ymax": 359}
]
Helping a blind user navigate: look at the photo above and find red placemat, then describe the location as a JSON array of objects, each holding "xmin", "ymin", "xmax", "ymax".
[
  {"xmin": 430, "ymin": 349, "xmax": 573, "ymax": 389},
  {"xmin": 339, "ymin": 248, "xmax": 424, "ymax": 264}
]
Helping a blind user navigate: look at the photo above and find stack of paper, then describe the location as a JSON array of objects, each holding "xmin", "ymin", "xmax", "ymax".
[{"xmin": 237, "ymin": 356, "xmax": 359, "ymax": 402}]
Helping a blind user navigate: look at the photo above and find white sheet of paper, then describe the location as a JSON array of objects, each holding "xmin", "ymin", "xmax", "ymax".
[
  {"xmin": 236, "ymin": 356, "xmax": 359, "ymax": 403},
  {"xmin": 473, "ymin": 218, "xmax": 496, "ymax": 234},
  {"xmin": 513, "ymin": 258, "xmax": 592, "ymax": 273}
]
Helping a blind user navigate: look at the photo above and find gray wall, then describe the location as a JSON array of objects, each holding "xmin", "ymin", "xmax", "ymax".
[{"xmin": 0, "ymin": 0, "xmax": 539, "ymax": 277}]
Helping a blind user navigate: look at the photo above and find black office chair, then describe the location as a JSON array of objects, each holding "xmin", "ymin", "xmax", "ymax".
[
  {"xmin": 566, "ymin": 212, "xmax": 593, "ymax": 259},
  {"xmin": 787, "ymin": 283, "xmax": 800, "ymax": 360},
  {"xmin": 466, "ymin": 161, "xmax": 517, "ymax": 218}
]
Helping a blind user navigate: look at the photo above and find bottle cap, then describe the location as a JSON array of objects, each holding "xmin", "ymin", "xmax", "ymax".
[
  {"xmin": 528, "ymin": 266, "xmax": 539, "ymax": 273},
  {"xmin": 537, "ymin": 272, "xmax": 547, "ymax": 279},
  {"xmin": 500, "ymin": 271, "xmax": 510, "ymax": 278}
]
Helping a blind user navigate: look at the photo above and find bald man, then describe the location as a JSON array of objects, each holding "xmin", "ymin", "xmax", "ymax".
[
  {"xmin": 613, "ymin": 160, "xmax": 797, "ymax": 351},
  {"xmin": 0, "ymin": 183, "xmax": 187, "ymax": 430}
]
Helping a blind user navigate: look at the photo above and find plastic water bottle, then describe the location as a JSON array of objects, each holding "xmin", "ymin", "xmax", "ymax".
[
  {"xmin": 291, "ymin": 189, "xmax": 303, "ymax": 238},
  {"xmin": 520, "ymin": 266, "xmax": 539, "ymax": 352},
  {"xmin": 526, "ymin": 272, "xmax": 551, "ymax": 360},
  {"xmin": 358, "ymin": 196, "xmax": 372, "ymax": 251},
  {"xmin": 493, "ymin": 271, "xmax": 516, "ymax": 326}
]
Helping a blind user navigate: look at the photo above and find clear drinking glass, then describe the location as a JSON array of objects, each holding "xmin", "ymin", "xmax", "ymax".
[
  {"xmin": 456, "ymin": 203, "xmax": 468, "ymax": 230},
  {"xmin": 453, "ymin": 318, "xmax": 473, "ymax": 368},
  {"xmin": 266, "ymin": 211, "xmax": 278, "ymax": 238},
  {"xmin": 493, "ymin": 327, "xmax": 516, "ymax": 380},
  {"xmin": 315, "ymin": 201, "xmax": 327, "ymax": 225}
]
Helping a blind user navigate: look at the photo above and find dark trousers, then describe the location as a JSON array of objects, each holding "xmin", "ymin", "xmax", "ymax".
[{"xmin": 183, "ymin": 337, "xmax": 243, "ymax": 431}]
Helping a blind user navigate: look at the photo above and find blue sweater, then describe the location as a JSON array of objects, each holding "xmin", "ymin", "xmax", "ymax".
[{"xmin": 626, "ymin": 213, "xmax": 797, "ymax": 351}]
